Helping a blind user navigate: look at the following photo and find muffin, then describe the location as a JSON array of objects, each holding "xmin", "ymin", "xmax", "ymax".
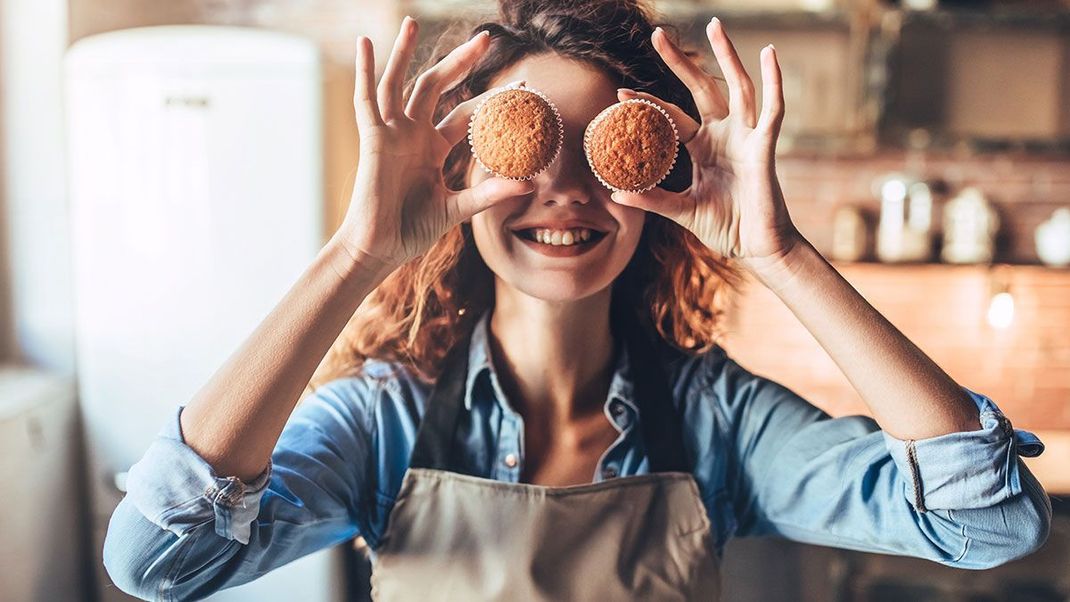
[
  {"xmin": 468, "ymin": 84, "xmax": 563, "ymax": 181},
  {"xmin": 583, "ymin": 98, "xmax": 679, "ymax": 193}
]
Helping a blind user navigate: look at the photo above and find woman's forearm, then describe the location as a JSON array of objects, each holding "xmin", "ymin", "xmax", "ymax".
[
  {"xmin": 741, "ymin": 237, "xmax": 980, "ymax": 440},
  {"xmin": 179, "ymin": 232, "xmax": 395, "ymax": 482}
]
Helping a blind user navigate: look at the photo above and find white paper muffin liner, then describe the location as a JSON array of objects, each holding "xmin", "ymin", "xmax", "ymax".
[
  {"xmin": 467, "ymin": 82, "xmax": 564, "ymax": 182},
  {"xmin": 583, "ymin": 97, "xmax": 680, "ymax": 194}
]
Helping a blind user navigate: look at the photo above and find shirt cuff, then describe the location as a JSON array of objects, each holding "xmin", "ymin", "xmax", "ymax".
[
  {"xmin": 124, "ymin": 405, "xmax": 272, "ymax": 545},
  {"xmin": 882, "ymin": 388, "xmax": 1044, "ymax": 513}
]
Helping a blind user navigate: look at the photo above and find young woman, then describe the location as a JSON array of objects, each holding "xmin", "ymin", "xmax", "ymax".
[{"xmin": 104, "ymin": 1, "xmax": 1050, "ymax": 599}]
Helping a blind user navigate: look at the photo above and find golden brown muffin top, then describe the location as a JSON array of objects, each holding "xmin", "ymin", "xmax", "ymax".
[
  {"xmin": 470, "ymin": 88, "xmax": 561, "ymax": 180},
  {"xmin": 585, "ymin": 101, "xmax": 677, "ymax": 192}
]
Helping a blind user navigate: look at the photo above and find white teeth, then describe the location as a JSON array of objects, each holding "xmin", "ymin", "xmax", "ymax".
[{"xmin": 528, "ymin": 228, "xmax": 595, "ymax": 246}]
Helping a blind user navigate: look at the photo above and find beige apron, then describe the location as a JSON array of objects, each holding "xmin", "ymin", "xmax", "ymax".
[{"xmin": 370, "ymin": 314, "xmax": 720, "ymax": 601}]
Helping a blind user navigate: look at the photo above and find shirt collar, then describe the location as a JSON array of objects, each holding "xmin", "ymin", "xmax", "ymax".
[{"xmin": 462, "ymin": 308, "xmax": 640, "ymax": 418}]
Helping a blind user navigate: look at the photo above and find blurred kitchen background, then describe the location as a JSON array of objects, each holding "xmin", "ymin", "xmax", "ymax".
[{"xmin": 1, "ymin": 0, "xmax": 1068, "ymax": 600}]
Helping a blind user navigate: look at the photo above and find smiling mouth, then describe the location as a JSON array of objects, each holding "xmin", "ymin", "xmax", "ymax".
[{"xmin": 512, "ymin": 227, "xmax": 608, "ymax": 247}]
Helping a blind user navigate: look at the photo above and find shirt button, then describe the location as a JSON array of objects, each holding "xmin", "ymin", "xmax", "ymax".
[
  {"xmin": 602, "ymin": 465, "xmax": 618, "ymax": 479},
  {"xmin": 504, "ymin": 453, "xmax": 518, "ymax": 468}
]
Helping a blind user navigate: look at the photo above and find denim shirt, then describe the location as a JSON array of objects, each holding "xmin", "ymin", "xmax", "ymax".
[{"xmin": 104, "ymin": 310, "xmax": 1052, "ymax": 601}]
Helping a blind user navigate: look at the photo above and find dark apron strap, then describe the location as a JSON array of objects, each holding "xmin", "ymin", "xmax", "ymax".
[
  {"xmin": 622, "ymin": 313, "xmax": 690, "ymax": 473},
  {"xmin": 408, "ymin": 311, "xmax": 690, "ymax": 474},
  {"xmin": 406, "ymin": 337, "xmax": 473, "ymax": 474}
]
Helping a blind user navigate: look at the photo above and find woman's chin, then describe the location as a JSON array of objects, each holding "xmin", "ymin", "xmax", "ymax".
[{"xmin": 502, "ymin": 274, "xmax": 612, "ymax": 304}]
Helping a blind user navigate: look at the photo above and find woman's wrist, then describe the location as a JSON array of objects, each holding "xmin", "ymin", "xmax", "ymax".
[
  {"xmin": 324, "ymin": 230, "xmax": 398, "ymax": 290},
  {"xmin": 737, "ymin": 230, "xmax": 817, "ymax": 293}
]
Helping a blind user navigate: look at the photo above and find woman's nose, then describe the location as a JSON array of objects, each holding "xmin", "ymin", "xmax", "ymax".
[{"xmin": 536, "ymin": 142, "xmax": 594, "ymax": 207}]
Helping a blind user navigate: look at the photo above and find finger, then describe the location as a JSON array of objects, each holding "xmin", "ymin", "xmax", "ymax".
[
  {"xmin": 436, "ymin": 79, "xmax": 526, "ymax": 144},
  {"xmin": 616, "ymin": 88, "xmax": 700, "ymax": 145},
  {"xmin": 353, "ymin": 36, "xmax": 385, "ymax": 129},
  {"xmin": 610, "ymin": 187, "xmax": 694, "ymax": 226},
  {"xmin": 377, "ymin": 16, "xmax": 419, "ymax": 122},
  {"xmin": 651, "ymin": 27, "xmax": 728, "ymax": 121},
  {"xmin": 756, "ymin": 45, "xmax": 785, "ymax": 139},
  {"xmin": 447, "ymin": 177, "xmax": 535, "ymax": 224},
  {"xmin": 406, "ymin": 30, "xmax": 491, "ymax": 122},
  {"xmin": 706, "ymin": 18, "xmax": 757, "ymax": 127}
]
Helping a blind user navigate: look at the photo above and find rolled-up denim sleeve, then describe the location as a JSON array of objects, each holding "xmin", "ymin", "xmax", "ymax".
[
  {"xmin": 881, "ymin": 388, "xmax": 1045, "ymax": 513},
  {"xmin": 103, "ymin": 377, "xmax": 378, "ymax": 601},
  {"xmin": 712, "ymin": 355, "xmax": 1052, "ymax": 570},
  {"xmin": 122, "ymin": 406, "xmax": 273, "ymax": 545}
]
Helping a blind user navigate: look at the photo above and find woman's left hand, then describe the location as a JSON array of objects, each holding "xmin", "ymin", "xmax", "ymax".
[{"xmin": 610, "ymin": 18, "xmax": 800, "ymax": 268}]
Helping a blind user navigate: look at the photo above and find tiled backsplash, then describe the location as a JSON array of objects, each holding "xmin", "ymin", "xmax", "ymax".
[{"xmin": 721, "ymin": 262, "xmax": 1070, "ymax": 430}]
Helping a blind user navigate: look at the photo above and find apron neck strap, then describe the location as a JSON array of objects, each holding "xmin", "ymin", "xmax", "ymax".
[
  {"xmin": 621, "ymin": 312, "xmax": 689, "ymax": 474},
  {"xmin": 408, "ymin": 310, "xmax": 689, "ymax": 475}
]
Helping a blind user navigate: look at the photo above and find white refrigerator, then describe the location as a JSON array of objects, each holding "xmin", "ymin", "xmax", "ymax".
[{"xmin": 65, "ymin": 25, "xmax": 344, "ymax": 602}]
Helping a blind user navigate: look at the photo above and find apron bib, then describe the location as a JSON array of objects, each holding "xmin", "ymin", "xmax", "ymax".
[{"xmin": 370, "ymin": 313, "xmax": 720, "ymax": 601}]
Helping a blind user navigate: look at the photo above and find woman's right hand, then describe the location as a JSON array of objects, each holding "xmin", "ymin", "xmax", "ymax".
[{"xmin": 336, "ymin": 17, "xmax": 534, "ymax": 271}]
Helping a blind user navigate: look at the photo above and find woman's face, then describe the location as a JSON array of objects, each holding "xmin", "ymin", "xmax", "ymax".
[{"xmin": 467, "ymin": 54, "xmax": 646, "ymax": 303}]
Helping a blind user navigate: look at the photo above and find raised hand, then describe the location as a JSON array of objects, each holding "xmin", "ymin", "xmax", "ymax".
[
  {"xmin": 611, "ymin": 18, "xmax": 800, "ymax": 266},
  {"xmin": 338, "ymin": 17, "xmax": 534, "ymax": 270}
]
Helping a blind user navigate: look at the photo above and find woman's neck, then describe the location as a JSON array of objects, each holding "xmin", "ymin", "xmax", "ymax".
[{"xmin": 487, "ymin": 284, "xmax": 616, "ymax": 423}]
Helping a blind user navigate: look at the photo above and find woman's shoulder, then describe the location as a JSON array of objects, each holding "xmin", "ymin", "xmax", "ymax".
[
  {"xmin": 669, "ymin": 341, "xmax": 726, "ymax": 368},
  {"xmin": 298, "ymin": 358, "xmax": 432, "ymax": 430},
  {"xmin": 668, "ymin": 343, "xmax": 730, "ymax": 395},
  {"xmin": 671, "ymin": 343, "xmax": 805, "ymax": 416}
]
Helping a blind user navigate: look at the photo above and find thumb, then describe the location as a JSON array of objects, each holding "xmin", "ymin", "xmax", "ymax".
[
  {"xmin": 610, "ymin": 188, "xmax": 692, "ymax": 225},
  {"xmin": 448, "ymin": 177, "xmax": 534, "ymax": 224}
]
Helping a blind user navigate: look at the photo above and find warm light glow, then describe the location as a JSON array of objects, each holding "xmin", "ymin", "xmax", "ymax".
[{"xmin": 987, "ymin": 291, "xmax": 1015, "ymax": 329}]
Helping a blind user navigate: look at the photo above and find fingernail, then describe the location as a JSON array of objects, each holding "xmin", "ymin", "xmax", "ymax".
[
  {"xmin": 710, "ymin": 16, "xmax": 721, "ymax": 26},
  {"xmin": 610, "ymin": 192, "xmax": 622, "ymax": 203},
  {"xmin": 470, "ymin": 30, "xmax": 490, "ymax": 42},
  {"xmin": 618, "ymin": 87, "xmax": 637, "ymax": 96}
]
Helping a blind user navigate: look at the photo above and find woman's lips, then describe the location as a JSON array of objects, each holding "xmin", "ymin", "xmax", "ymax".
[{"xmin": 511, "ymin": 227, "xmax": 607, "ymax": 258}]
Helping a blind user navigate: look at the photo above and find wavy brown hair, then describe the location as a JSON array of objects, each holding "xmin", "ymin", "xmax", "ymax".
[{"xmin": 313, "ymin": 0, "xmax": 740, "ymax": 388}]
